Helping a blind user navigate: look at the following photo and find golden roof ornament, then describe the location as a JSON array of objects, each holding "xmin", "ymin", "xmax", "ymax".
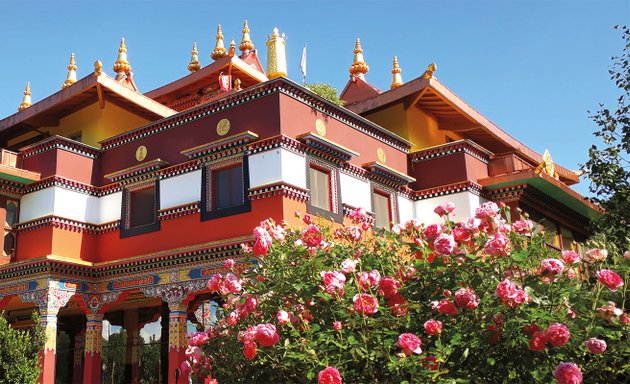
[
  {"xmin": 423, "ymin": 62, "xmax": 437, "ymax": 79},
  {"xmin": 94, "ymin": 60, "xmax": 103, "ymax": 76},
  {"xmin": 211, "ymin": 24, "xmax": 227, "ymax": 60},
  {"xmin": 113, "ymin": 38, "xmax": 132, "ymax": 74},
  {"xmin": 228, "ymin": 39, "xmax": 236, "ymax": 58},
  {"xmin": 234, "ymin": 77, "xmax": 242, "ymax": 91},
  {"xmin": 349, "ymin": 38, "xmax": 369, "ymax": 77},
  {"xmin": 62, "ymin": 53, "xmax": 78, "ymax": 89},
  {"xmin": 239, "ymin": 20, "xmax": 254, "ymax": 54},
  {"xmin": 266, "ymin": 27, "xmax": 287, "ymax": 79},
  {"xmin": 535, "ymin": 149, "xmax": 559, "ymax": 179},
  {"xmin": 18, "ymin": 82, "xmax": 32, "ymax": 112},
  {"xmin": 390, "ymin": 56, "xmax": 403, "ymax": 89},
  {"xmin": 188, "ymin": 42, "xmax": 201, "ymax": 73}
]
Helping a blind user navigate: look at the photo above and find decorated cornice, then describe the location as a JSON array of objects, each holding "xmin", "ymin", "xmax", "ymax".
[
  {"xmin": 410, "ymin": 139, "xmax": 492, "ymax": 164},
  {"xmin": 100, "ymin": 78, "xmax": 410, "ymax": 153},
  {"xmin": 20, "ymin": 135, "xmax": 101, "ymax": 160},
  {"xmin": 399, "ymin": 180, "xmax": 483, "ymax": 201},
  {"xmin": 0, "ymin": 178, "xmax": 25, "ymax": 197},
  {"xmin": 181, "ymin": 131, "xmax": 258, "ymax": 160},
  {"xmin": 24, "ymin": 175, "xmax": 98, "ymax": 195},
  {"xmin": 362, "ymin": 161, "xmax": 415, "ymax": 186},
  {"xmin": 104, "ymin": 158, "xmax": 169, "ymax": 183},
  {"xmin": 158, "ymin": 202, "xmax": 200, "ymax": 221},
  {"xmin": 248, "ymin": 182, "xmax": 309, "ymax": 202},
  {"xmin": 15, "ymin": 215, "xmax": 119, "ymax": 235},
  {"xmin": 158, "ymin": 159, "xmax": 201, "ymax": 179},
  {"xmin": 297, "ymin": 132, "xmax": 359, "ymax": 162}
]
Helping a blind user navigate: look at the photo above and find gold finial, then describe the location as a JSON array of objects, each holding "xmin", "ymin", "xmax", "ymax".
[
  {"xmin": 18, "ymin": 82, "xmax": 32, "ymax": 112},
  {"xmin": 211, "ymin": 24, "xmax": 227, "ymax": 60},
  {"xmin": 535, "ymin": 149, "xmax": 559, "ymax": 179},
  {"xmin": 239, "ymin": 20, "xmax": 254, "ymax": 53},
  {"xmin": 228, "ymin": 38, "xmax": 236, "ymax": 58},
  {"xmin": 423, "ymin": 62, "xmax": 437, "ymax": 79},
  {"xmin": 113, "ymin": 38, "xmax": 132, "ymax": 74},
  {"xmin": 188, "ymin": 42, "xmax": 201, "ymax": 73},
  {"xmin": 266, "ymin": 27, "xmax": 287, "ymax": 79},
  {"xmin": 62, "ymin": 53, "xmax": 78, "ymax": 89},
  {"xmin": 94, "ymin": 60, "xmax": 103, "ymax": 76},
  {"xmin": 349, "ymin": 38, "xmax": 369, "ymax": 77},
  {"xmin": 390, "ymin": 56, "xmax": 403, "ymax": 90},
  {"xmin": 234, "ymin": 77, "xmax": 242, "ymax": 91}
]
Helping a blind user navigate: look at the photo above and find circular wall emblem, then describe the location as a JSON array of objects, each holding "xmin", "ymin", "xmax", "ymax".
[
  {"xmin": 216, "ymin": 118, "xmax": 231, "ymax": 136},
  {"xmin": 376, "ymin": 148, "xmax": 386, "ymax": 163},
  {"xmin": 315, "ymin": 119, "xmax": 326, "ymax": 136},
  {"xmin": 135, "ymin": 146, "xmax": 147, "ymax": 162}
]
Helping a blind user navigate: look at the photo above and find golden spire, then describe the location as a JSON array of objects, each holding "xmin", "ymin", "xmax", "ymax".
[
  {"xmin": 62, "ymin": 53, "xmax": 78, "ymax": 89},
  {"xmin": 239, "ymin": 20, "xmax": 254, "ymax": 54},
  {"xmin": 211, "ymin": 24, "xmax": 227, "ymax": 60},
  {"xmin": 266, "ymin": 27, "xmax": 287, "ymax": 79},
  {"xmin": 390, "ymin": 56, "xmax": 403, "ymax": 89},
  {"xmin": 349, "ymin": 38, "xmax": 369, "ymax": 77},
  {"xmin": 113, "ymin": 38, "xmax": 132, "ymax": 74},
  {"xmin": 228, "ymin": 39, "xmax": 236, "ymax": 58},
  {"xmin": 423, "ymin": 62, "xmax": 437, "ymax": 79},
  {"xmin": 18, "ymin": 82, "xmax": 32, "ymax": 112},
  {"xmin": 188, "ymin": 42, "xmax": 201, "ymax": 73},
  {"xmin": 94, "ymin": 60, "xmax": 103, "ymax": 76},
  {"xmin": 535, "ymin": 149, "xmax": 559, "ymax": 179}
]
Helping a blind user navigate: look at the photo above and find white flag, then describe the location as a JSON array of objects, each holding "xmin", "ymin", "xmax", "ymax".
[{"xmin": 300, "ymin": 43, "xmax": 307, "ymax": 83}]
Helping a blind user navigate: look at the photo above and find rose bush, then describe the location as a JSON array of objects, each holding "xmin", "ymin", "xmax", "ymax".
[{"xmin": 187, "ymin": 203, "xmax": 629, "ymax": 383}]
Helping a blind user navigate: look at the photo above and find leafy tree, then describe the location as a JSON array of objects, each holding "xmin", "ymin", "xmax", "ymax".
[
  {"xmin": 139, "ymin": 335, "xmax": 161, "ymax": 384},
  {"xmin": 306, "ymin": 83, "xmax": 345, "ymax": 106},
  {"xmin": 585, "ymin": 26, "xmax": 630, "ymax": 256},
  {"xmin": 0, "ymin": 311, "xmax": 44, "ymax": 384}
]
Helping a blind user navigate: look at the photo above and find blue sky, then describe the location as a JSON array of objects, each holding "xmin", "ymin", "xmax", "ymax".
[{"xmin": 0, "ymin": 0, "xmax": 627, "ymax": 195}]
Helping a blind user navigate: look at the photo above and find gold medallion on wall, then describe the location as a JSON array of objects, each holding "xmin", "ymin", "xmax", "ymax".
[
  {"xmin": 217, "ymin": 118, "xmax": 231, "ymax": 136},
  {"xmin": 315, "ymin": 119, "xmax": 326, "ymax": 136},
  {"xmin": 135, "ymin": 146, "xmax": 147, "ymax": 162},
  {"xmin": 377, "ymin": 148, "xmax": 386, "ymax": 163}
]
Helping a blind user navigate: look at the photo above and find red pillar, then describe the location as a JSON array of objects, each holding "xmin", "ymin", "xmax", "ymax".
[
  {"xmin": 168, "ymin": 303, "xmax": 189, "ymax": 384},
  {"xmin": 38, "ymin": 309, "xmax": 59, "ymax": 384},
  {"xmin": 82, "ymin": 313, "xmax": 103, "ymax": 384},
  {"xmin": 72, "ymin": 329, "xmax": 85, "ymax": 384},
  {"xmin": 124, "ymin": 309, "xmax": 140, "ymax": 384}
]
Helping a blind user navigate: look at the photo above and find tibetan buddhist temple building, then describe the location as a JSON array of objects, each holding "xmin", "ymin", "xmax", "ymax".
[{"xmin": 0, "ymin": 22, "xmax": 600, "ymax": 384}]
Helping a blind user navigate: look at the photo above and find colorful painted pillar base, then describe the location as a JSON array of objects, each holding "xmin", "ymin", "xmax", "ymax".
[
  {"xmin": 82, "ymin": 313, "xmax": 103, "ymax": 384},
  {"xmin": 72, "ymin": 329, "xmax": 85, "ymax": 384},
  {"xmin": 168, "ymin": 303, "xmax": 189, "ymax": 384}
]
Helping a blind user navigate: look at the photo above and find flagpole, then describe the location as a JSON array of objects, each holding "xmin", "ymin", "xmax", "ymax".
[{"xmin": 300, "ymin": 43, "xmax": 307, "ymax": 86}]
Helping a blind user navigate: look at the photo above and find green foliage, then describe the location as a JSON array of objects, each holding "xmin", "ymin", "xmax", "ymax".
[
  {"xmin": 102, "ymin": 330, "xmax": 127, "ymax": 384},
  {"xmin": 0, "ymin": 311, "xmax": 44, "ymax": 384},
  {"xmin": 585, "ymin": 25, "xmax": 630, "ymax": 256},
  {"xmin": 306, "ymin": 83, "xmax": 345, "ymax": 106},
  {"xmin": 196, "ymin": 207, "xmax": 630, "ymax": 383}
]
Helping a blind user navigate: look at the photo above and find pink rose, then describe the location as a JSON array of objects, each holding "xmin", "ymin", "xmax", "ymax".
[
  {"xmin": 188, "ymin": 331, "xmax": 209, "ymax": 347},
  {"xmin": 434, "ymin": 202, "xmax": 455, "ymax": 217},
  {"xmin": 320, "ymin": 270, "xmax": 347, "ymax": 296},
  {"xmin": 255, "ymin": 323, "xmax": 280, "ymax": 347},
  {"xmin": 303, "ymin": 214, "xmax": 312, "ymax": 224},
  {"xmin": 462, "ymin": 217, "xmax": 481, "ymax": 232},
  {"xmin": 597, "ymin": 301, "xmax": 624, "ymax": 324},
  {"xmin": 546, "ymin": 323, "xmax": 571, "ymax": 347},
  {"xmin": 318, "ymin": 367, "xmax": 342, "ymax": 384},
  {"xmin": 523, "ymin": 323, "xmax": 541, "ymax": 337},
  {"xmin": 353, "ymin": 294, "xmax": 379, "ymax": 315},
  {"xmin": 552, "ymin": 362, "xmax": 582, "ymax": 384},
  {"xmin": 423, "ymin": 223, "xmax": 444, "ymax": 241},
  {"xmin": 397, "ymin": 333, "xmax": 422, "ymax": 356},
  {"xmin": 512, "ymin": 219, "xmax": 533, "ymax": 235},
  {"xmin": 243, "ymin": 341, "xmax": 257, "ymax": 360},
  {"xmin": 277, "ymin": 310, "xmax": 290, "ymax": 325},
  {"xmin": 433, "ymin": 233, "xmax": 456, "ymax": 255},
  {"xmin": 206, "ymin": 274, "xmax": 222, "ymax": 292},
  {"xmin": 357, "ymin": 270, "xmax": 381, "ymax": 290},
  {"xmin": 349, "ymin": 207, "xmax": 368, "ymax": 223},
  {"xmin": 253, "ymin": 225, "xmax": 272, "ymax": 257},
  {"xmin": 378, "ymin": 276, "xmax": 401, "ymax": 299},
  {"xmin": 222, "ymin": 273, "xmax": 242, "ymax": 295},
  {"xmin": 529, "ymin": 331, "xmax": 547, "ymax": 351},
  {"xmin": 541, "ymin": 258, "xmax": 566, "ymax": 276},
  {"xmin": 431, "ymin": 299, "xmax": 459, "ymax": 315},
  {"xmin": 495, "ymin": 278, "xmax": 517, "ymax": 300},
  {"xmin": 475, "ymin": 202, "xmax": 499, "ymax": 219},
  {"xmin": 333, "ymin": 321, "xmax": 342, "ymax": 331},
  {"xmin": 302, "ymin": 225, "xmax": 323, "ymax": 247},
  {"xmin": 597, "ymin": 269, "xmax": 624, "ymax": 291},
  {"xmin": 583, "ymin": 248, "xmax": 608, "ymax": 263},
  {"xmin": 452, "ymin": 225, "xmax": 472, "ymax": 243},
  {"xmin": 562, "ymin": 250, "xmax": 580, "ymax": 264},
  {"xmin": 584, "ymin": 337, "xmax": 607, "ymax": 354},
  {"xmin": 484, "ymin": 233, "xmax": 510, "ymax": 256},
  {"xmin": 424, "ymin": 320, "xmax": 443, "ymax": 336},
  {"xmin": 386, "ymin": 294, "xmax": 409, "ymax": 317},
  {"xmin": 185, "ymin": 345, "xmax": 202, "ymax": 363},
  {"xmin": 454, "ymin": 288, "xmax": 480, "ymax": 309},
  {"xmin": 180, "ymin": 361, "xmax": 192, "ymax": 375},
  {"xmin": 346, "ymin": 226, "xmax": 362, "ymax": 242},
  {"xmin": 340, "ymin": 259, "xmax": 357, "ymax": 274},
  {"xmin": 624, "ymin": 250, "xmax": 630, "ymax": 260}
]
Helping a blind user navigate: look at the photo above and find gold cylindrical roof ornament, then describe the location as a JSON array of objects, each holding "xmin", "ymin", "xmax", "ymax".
[
  {"xmin": 349, "ymin": 38, "xmax": 369, "ymax": 77},
  {"xmin": 94, "ymin": 60, "xmax": 103, "ymax": 76},
  {"xmin": 62, "ymin": 53, "xmax": 78, "ymax": 89},
  {"xmin": 266, "ymin": 28, "xmax": 287, "ymax": 79},
  {"xmin": 18, "ymin": 82, "xmax": 32, "ymax": 112},
  {"xmin": 423, "ymin": 62, "xmax": 437, "ymax": 79},
  {"xmin": 390, "ymin": 56, "xmax": 403, "ymax": 89},
  {"xmin": 239, "ymin": 20, "xmax": 254, "ymax": 54},
  {"xmin": 113, "ymin": 38, "xmax": 132, "ymax": 74},
  {"xmin": 188, "ymin": 42, "xmax": 201, "ymax": 73},
  {"xmin": 211, "ymin": 24, "xmax": 227, "ymax": 60},
  {"xmin": 228, "ymin": 39, "xmax": 236, "ymax": 58}
]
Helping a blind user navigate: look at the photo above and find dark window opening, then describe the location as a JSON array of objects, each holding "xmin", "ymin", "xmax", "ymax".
[
  {"xmin": 213, "ymin": 165, "xmax": 244, "ymax": 210},
  {"xmin": 130, "ymin": 187, "xmax": 156, "ymax": 228}
]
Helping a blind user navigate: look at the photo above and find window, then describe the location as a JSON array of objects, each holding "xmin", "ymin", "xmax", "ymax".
[
  {"xmin": 3, "ymin": 201, "xmax": 18, "ymax": 260},
  {"xmin": 121, "ymin": 182, "xmax": 160, "ymax": 238},
  {"xmin": 372, "ymin": 191, "xmax": 391, "ymax": 229},
  {"xmin": 201, "ymin": 159, "xmax": 250, "ymax": 221},
  {"xmin": 309, "ymin": 166, "xmax": 331, "ymax": 211}
]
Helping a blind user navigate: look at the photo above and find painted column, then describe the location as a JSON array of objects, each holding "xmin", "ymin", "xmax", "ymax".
[
  {"xmin": 82, "ymin": 313, "xmax": 103, "ymax": 384},
  {"xmin": 168, "ymin": 303, "xmax": 189, "ymax": 384},
  {"xmin": 124, "ymin": 309, "xmax": 140, "ymax": 384},
  {"xmin": 72, "ymin": 329, "xmax": 85, "ymax": 384},
  {"xmin": 39, "ymin": 308, "xmax": 59, "ymax": 384}
]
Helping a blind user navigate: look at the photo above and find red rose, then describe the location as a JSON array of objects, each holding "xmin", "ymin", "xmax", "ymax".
[
  {"xmin": 454, "ymin": 288, "xmax": 480, "ymax": 309},
  {"xmin": 523, "ymin": 323, "xmax": 541, "ymax": 337},
  {"xmin": 353, "ymin": 294, "xmax": 379, "ymax": 315},
  {"xmin": 243, "ymin": 341, "xmax": 257, "ymax": 360},
  {"xmin": 379, "ymin": 276, "xmax": 401, "ymax": 299},
  {"xmin": 431, "ymin": 299, "xmax": 458, "ymax": 315},
  {"xmin": 318, "ymin": 367, "xmax": 342, "ymax": 384},
  {"xmin": 553, "ymin": 362, "xmax": 582, "ymax": 384},
  {"xmin": 433, "ymin": 233, "xmax": 456, "ymax": 255},
  {"xmin": 529, "ymin": 331, "xmax": 547, "ymax": 351},
  {"xmin": 424, "ymin": 320, "xmax": 443, "ymax": 336},
  {"xmin": 302, "ymin": 225, "xmax": 323, "ymax": 247},
  {"xmin": 397, "ymin": 333, "xmax": 422, "ymax": 356},
  {"xmin": 596, "ymin": 269, "xmax": 624, "ymax": 291},
  {"xmin": 546, "ymin": 323, "xmax": 571, "ymax": 347},
  {"xmin": 255, "ymin": 323, "xmax": 279, "ymax": 347},
  {"xmin": 434, "ymin": 202, "xmax": 455, "ymax": 217}
]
